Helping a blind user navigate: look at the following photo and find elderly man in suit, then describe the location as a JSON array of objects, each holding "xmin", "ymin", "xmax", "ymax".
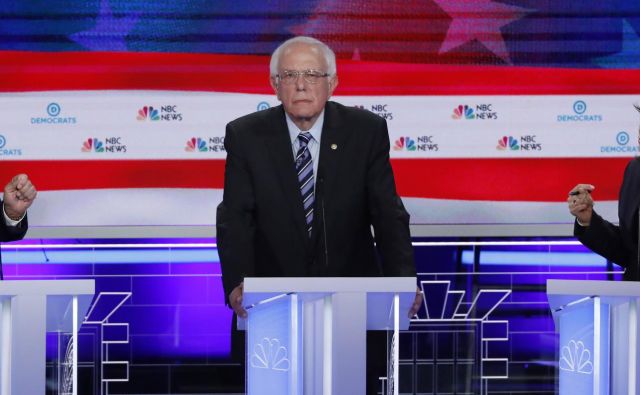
[
  {"xmin": 217, "ymin": 36, "xmax": 421, "ymax": 393},
  {"xmin": 1, "ymin": 174, "xmax": 37, "ymax": 279}
]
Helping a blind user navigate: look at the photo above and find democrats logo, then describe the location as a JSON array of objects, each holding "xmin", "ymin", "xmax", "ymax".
[
  {"xmin": 573, "ymin": 100, "xmax": 587, "ymax": 114},
  {"xmin": 394, "ymin": 136, "xmax": 439, "ymax": 152},
  {"xmin": 82, "ymin": 137, "xmax": 127, "ymax": 153},
  {"xmin": 137, "ymin": 105, "xmax": 183, "ymax": 122},
  {"xmin": 452, "ymin": 104, "xmax": 497, "ymax": 120},
  {"xmin": 557, "ymin": 100, "xmax": 603, "ymax": 122},
  {"xmin": 257, "ymin": 102, "xmax": 271, "ymax": 111},
  {"xmin": 185, "ymin": 137, "xmax": 225, "ymax": 153},
  {"xmin": 497, "ymin": 135, "xmax": 542, "ymax": 151},
  {"xmin": 31, "ymin": 102, "xmax": 77, "ymax": 125},
  {"xmin": 600, "ymin": 131, "xmax": 638, "ymax": 154},
  {"xmin": 617, "ymin": 131, "xmax": 630, "ymax": 145},
  {"xmin": 47, "ymin": 103, "xmax": 61, "ymax": 117},
  {"xmin": 0, "ymin": 135, "xmax": 22, "ymax": 156}
]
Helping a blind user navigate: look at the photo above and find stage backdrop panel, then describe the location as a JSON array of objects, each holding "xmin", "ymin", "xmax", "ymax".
[
  {"xmin": 0, "ymin": 1, "xmax": 638, "ymax": 236},
  {"xmin": 0, "ymin": 90, "xmax": 637, "ymax": 234}
]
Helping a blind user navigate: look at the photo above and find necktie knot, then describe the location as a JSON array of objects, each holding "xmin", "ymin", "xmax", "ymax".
[{"xmin": 298, "ymin": 132, "xmax": 311, "ymax": 148}]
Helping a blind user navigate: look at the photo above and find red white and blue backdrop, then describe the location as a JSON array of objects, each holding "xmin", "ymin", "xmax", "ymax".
[{"xmin": 1, "ymin": 1, "xmax": 639, "ymax": 234}]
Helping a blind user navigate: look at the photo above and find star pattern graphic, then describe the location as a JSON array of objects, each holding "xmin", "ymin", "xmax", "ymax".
[
  {"xmin": 594, "ymin": 19, "xmax": 640, "ymax": 69},
  {"xmin": 69, "ymin": 0, "xmax": 139, "ymax": 51},
  {"xmin": 432, "ymin": 0, "xmax": 530, "ymax": 64},
  {"xmin": 289, "ymin": 0, "xmax": 449, "ymax": 63}
]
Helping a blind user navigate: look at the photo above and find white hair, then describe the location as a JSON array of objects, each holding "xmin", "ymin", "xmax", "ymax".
[{"xmin": 269, "ymin": 36, "xmax": 337, "ymax": 77}]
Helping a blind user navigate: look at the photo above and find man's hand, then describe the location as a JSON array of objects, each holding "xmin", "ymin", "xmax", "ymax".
[
  {"xmin": 568, "ymin": 184, "xmax": 595, "ymax": 226},
  {"xmin": 3, "ymin": 174, "xmax": 37, "ymax": 221},
  {"xmin": 408, "ymin": 287, "xmax": 423, "ymax": 318},
  {"xmin": 229, "ymin": 282, "xmax": 247, "ymax": 318}
]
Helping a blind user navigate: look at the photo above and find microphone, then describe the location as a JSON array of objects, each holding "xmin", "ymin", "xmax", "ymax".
[{"xmin": 317, "ymin": 173, "xmax": 329, "ymax": 269}]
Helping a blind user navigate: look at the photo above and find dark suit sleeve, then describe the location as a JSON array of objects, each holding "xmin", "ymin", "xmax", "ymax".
[
  {"xmin": 0, "ymin": 201, "xmax": 28, "ymax": 242},
  {"xmin": 366, "ymin": 118, "xmax": 416, "ymax": 277},
  {"xmin": 574, "ymin": 159, "xmax": 639, "ymax": 268},
  {"xmin": 574, "ymin": 211, "xmax": 628, "ymax": 265},
  {"xmin": 216, "ymin": 123, "xmax": 256, "ymax": 301}
]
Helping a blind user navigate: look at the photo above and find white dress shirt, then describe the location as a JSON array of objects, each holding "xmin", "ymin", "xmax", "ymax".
[
  {"xmin": 3, "ymin": 204, "xmax": 24, "ymax": 226},
  {"xmin": 285, "ymin": 110, "xmax": 324, "ymax": 186}
]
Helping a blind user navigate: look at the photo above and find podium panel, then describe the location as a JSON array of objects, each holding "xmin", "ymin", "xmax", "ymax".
[
  {"xmin": 247, "ymin": 294, "xmax": 302, "ymax": 395},
  {"xmin": 0, "ymin": 280, "xmax": 95, "ymax": 395},
  {"xmin": 547, "ymin": 279, "xmax": 640, "ymax": 395},
  {"xmin": 242, "ymin": 277, "xmax": 416, "ymax": 395},
  {"xmin": 556, "ymin": 297, "xmax": 609, "ymax": 394}
]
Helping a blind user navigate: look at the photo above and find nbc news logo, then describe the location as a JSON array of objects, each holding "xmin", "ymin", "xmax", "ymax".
[
  {"xmin": 394, "ymin": 136, "xmax": 438, "ymax": 152},
  {"xmin": 452, "ymin": 104, "xmax": 497, "ymax": 120},
  {"xmin": 185, "ymin": 138, "xmax": 207, "ymax": 152}
]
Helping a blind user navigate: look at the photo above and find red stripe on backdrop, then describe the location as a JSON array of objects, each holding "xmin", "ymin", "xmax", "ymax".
[
  {"xmin": 0, "ymin": 160, "xmax": 225, "ymax": 191},
  {"xmin": 0, "ymin": 157, "xmax": 629, "ymax": 202},
  {"xmin": 391, "ymin": 157, "xmax": 629, "ymax": 202},
  {"xmin": 0, "ymin": 51, "xmax": 639, "ymax": 95}
]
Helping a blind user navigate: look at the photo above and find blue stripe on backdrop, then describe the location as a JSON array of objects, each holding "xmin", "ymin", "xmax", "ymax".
[
  {"xmin": 461, "ymin": 250, "xmax": 609, "ymax": 266},
  {"xmin": 1, "ymin": 248, "xmax": 219, "ymax": 264}
]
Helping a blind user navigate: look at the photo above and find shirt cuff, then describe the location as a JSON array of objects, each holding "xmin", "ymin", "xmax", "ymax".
[
  {"xmin": 576, "ymin": 218, "xmax": 589, "ymax": 227},
  {"xmin": 3, "ymin": 204, "xmax": 24, "ymax": 226}
]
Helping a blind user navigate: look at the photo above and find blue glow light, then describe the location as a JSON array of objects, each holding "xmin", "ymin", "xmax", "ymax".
[
  {"xmin": 1, "ymin": 249, "xmax": 219, "ymax": 264},
  {"xmin": 461, "ymin": 251, "xmax": 608, "ymax": 267}
]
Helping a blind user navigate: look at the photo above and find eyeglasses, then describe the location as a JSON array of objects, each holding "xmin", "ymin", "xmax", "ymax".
[{"xmin": 276, "ymin": 70, "xmax": 331, "ymax": 85}]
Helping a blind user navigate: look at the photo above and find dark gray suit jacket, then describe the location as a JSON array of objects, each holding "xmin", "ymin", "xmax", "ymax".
[
  {"xmin": 575, "ymin": 158, "xmax": 640, "ymax": 280},
  {"xmin": 217, "ymin": 101, "xmax": 416, "ymax": 298}
]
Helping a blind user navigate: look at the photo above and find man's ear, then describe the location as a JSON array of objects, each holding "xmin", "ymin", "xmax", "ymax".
[
  {"xmin": 270, "ymin": 76, "xmax": 279, "ymax": 98},
  {"xmin": 328, "ymin": 75, "xmax": 338, "ymax": 98}
]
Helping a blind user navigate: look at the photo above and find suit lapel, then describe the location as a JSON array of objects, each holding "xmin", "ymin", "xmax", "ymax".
[{"xmin": 265, "ymin": 106, "xmax": 309, "ymax": 244}]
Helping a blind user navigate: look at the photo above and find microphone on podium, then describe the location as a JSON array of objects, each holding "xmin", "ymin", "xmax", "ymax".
[{"xmin": 317, "ymin": 171, "xmax": 329, "ymax": 269}]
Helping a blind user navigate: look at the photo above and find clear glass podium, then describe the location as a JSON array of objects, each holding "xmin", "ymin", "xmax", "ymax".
[
  {"xmin": 240, "ymin": 277, "xmax": 416, "ymax": 395},
  {"xmin": 0, "ymin": 280, "xmax": 95, "ymax": 395}
]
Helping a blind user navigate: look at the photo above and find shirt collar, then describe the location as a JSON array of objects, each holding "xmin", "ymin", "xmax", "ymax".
[{"xmin": 286, "ymin": 109, "xmax": 324, "ymax": 146}]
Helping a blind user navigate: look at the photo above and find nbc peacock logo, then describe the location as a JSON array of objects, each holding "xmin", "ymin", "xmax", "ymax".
[
  {"xmin": 81, "ymin": 138, "xmax": 104, "ymax": 153},
  {"xmin": 452, "ymin": 105, "xmax": 475, "ymax": 120},
  {"xmin": 497, "ymin": 136, "xmax": 519, "ymax": 151},
  {"xmin": 559, "ymin": 340, "xmax": 593, "ymax": 375},
  {"xmin": 393, "ymin": 137, "xmax": 417, "ymax": 151},
  {"xmin": 250, "ymin": 338, "xmax": 290, "ymax": 372},
  {"xmin": 185, "ymin": 137, "xmax": 207, "ymax": 152},
  {"xmin": 137, "ymin": 106, "xmax": 160, "ymax": 121}
]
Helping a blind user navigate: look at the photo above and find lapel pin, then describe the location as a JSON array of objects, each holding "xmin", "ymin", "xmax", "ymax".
[{"xmin": 331, "ymin": 144, "xmax": 337, "ymax": 150}]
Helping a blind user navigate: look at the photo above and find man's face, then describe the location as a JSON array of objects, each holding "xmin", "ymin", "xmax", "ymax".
[{"xmin": 270, "ymin": 43, "xmax": 338, "ymax": 129}]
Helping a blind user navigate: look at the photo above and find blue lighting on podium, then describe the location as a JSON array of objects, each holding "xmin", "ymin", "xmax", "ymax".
[
  {"xmin": 247, "ymin": 294, "xmax": 302, "ymax": 395},
  {"xmin": 558, "ymin": 299, "xmax": 609, "ymax": 394}
]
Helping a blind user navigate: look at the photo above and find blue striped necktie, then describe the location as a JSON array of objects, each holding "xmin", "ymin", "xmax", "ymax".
[{"xmin": 295, "ymin": 132, "xmax": 314, "ymax": 237}]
